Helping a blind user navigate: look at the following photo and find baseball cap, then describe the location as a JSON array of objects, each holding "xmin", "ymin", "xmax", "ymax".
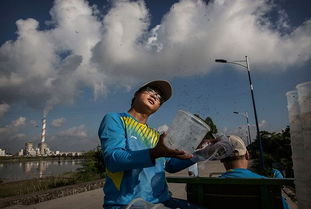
[
  {"xmin": 138, "ymin": 80, "xmax": 172, "ymax": 103},
  {"xmin": 228, "ymin": 135, "xmax": 247, "ymax": 156}
]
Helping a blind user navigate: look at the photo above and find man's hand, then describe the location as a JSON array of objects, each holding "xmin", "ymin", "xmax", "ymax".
[{"xmin": 150, "ymin": 133, "xmax": 193, "ymax": 160}]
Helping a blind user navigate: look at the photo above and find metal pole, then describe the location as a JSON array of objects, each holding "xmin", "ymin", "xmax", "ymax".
[
  {"xmin": 245, "ymin": 112, "xmax": 251, "ymax": 145},
  {"xmin": 234, "ymin": 111, "xmax": 251, "ymax": 145},
  {"xmin": 245, "ymin": 56, "xmax": 265, "ymax": 169}
]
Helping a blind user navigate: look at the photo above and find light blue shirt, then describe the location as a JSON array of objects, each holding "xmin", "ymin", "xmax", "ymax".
[{"xmin": 220, "ymin": 168, "xmax": 289, "ymax": 209}]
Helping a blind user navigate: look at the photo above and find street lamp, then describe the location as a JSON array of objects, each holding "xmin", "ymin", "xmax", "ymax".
[
  {"xmin": 215, "ymin": 56, "xmax": 265, "ymax": 169},
  {"xmin": 233, "ymin": 111, "xmax": 251, "ymax": 145}
]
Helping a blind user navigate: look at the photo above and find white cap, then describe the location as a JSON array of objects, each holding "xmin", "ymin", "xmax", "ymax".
[{"xmin": 228, "ymin": 135, "xmax": 247, "ymax": 156}]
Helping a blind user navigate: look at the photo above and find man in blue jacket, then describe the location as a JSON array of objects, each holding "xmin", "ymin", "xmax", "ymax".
[
  {"xmin": 220, "ymin": 135, "xmax": 290, "ymax": 209},
  {"xmin": 98, "ymin": 80, "xmax": 206, "ymax": 209}
]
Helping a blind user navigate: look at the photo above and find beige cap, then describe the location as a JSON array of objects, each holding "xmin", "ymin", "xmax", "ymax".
[
  {"xmin": 228, "ymin": 135, "xmax": 247, "ymax": 156},
  {"xmin": 139, "ymin": 80, "xmax": 172, "ymax": 103}
]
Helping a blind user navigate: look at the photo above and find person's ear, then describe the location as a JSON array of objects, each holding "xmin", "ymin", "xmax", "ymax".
[{"xmin": 245, "ymin": 151, "xmax": 250, "ymax": 160}]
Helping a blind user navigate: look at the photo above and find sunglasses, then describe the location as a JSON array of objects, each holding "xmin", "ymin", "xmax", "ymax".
[{"xmin": 144, "ymin": 87, "xmax": 163, "ymax": 102}]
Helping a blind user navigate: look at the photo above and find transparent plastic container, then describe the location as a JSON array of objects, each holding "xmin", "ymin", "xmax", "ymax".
[
  {"xmin": 297, "ymin": 82, "xmax": 311, "ymax": 160},
  {"xmin": 286, "ymin": 90, "xmax": 306, "ymax": 209},
  {"xmin": 193, "ymin": 135, "xmax": 234, "ymax": 161},
  {"xmin": 296, "ymin": 81, "xmax": 311, "ymax": 209},
  {"xmin": 125, "ymin": 198, "xmax": 170, "ymax": 209},
  {"xmin": 286, "ymin": 91, "xmax": 305, "ymax": 159},
  {"xmin": 164, "ymin": 110, "xmax": 210, "ymax": 153}
]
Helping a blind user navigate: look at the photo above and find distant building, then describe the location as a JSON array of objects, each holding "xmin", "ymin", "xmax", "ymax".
[
  {"xmin": 15, "ymin": 142, "xmax": 84, "ymax": 157},
  {"xmin": 0, "ymin": 149, "xmax": 6, "ymax": 156},
  {"xmin": 18, "ymin": 149, "xmax": 24, "ymax": 156},
  {"xmin": 11, "ymin": 114, "xmax": 84, "ymax": 157},
  {"xmin": 38, "ymin": 142, "xmax": 51, "ymax": 156},
  {"xmin": 16, "ymin": 113, "xmax": 53, "ymax": 157},
  {"xmin": 24, "ymin": 142, "xmax": 36, "ymax": 156},
  {"xmin": 15, "ymin": 142, "xmax": 83, "ymax": 157},
  {"xmin": 58, "ymin": 152, "xmax": 83, "ymax": 157}
]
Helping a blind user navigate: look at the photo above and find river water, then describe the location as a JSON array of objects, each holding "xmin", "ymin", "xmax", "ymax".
[{"xmin": 0, "ymin": 159, "xmax": 84, "ymax": 182}]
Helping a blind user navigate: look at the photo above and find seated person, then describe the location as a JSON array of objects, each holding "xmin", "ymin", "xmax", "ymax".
[
  {"xmin": 272, "ymin": 162, "xmax": 285, "ymax": 178},
  {"xmin": 219, "ymin": 135, "xmax": 289, "ymax": 209}
]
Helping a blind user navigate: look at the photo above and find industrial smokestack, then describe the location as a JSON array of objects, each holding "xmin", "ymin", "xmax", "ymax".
[{"xmin": 41, "ymin": 114, "xmax": 47, "ymax": 143}]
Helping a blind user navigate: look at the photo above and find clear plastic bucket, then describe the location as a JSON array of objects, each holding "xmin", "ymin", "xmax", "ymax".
[
  {"xmin": 193, "ymin": 137, "xmax": 234, "ymax": 161},
  {"xmin": 296, "ymin": 81, "xmax": 311, "ymax": 209},
  {"xmin": 286, "ymin": 91, "xmax": 304, "ymax": 159},
  {"xmin": 164, "ymin": 110, "xmax": 210, "ymax": 153},
  {"xmin": 286, "ymin": 90, "xmax": 306, "ymax": 209},
  {"xmin": 297, "ymin": 81, "xmax": 311, "ymax": 156},
  {"xmin": 125, "ymin": 198, "xmax": 170, "ymax": 209}
]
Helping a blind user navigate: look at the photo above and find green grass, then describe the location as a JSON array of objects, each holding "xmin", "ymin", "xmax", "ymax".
[{"xmin": 0, "ymin": 172, "xmax": 102, "ymax": 198}]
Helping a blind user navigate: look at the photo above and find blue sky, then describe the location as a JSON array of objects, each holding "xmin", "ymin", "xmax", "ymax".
[{"xmin": 0, "ymin": 0, "xmax": 310, "ymax": 153}]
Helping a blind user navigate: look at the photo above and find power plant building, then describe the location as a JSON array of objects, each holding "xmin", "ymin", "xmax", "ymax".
[
  {"xmin": 0, "ymin": 149, "xmax": 6, "ymax": 156},
  {"xmin": 11, "ymin": 114, "xmax": 83, "ymax": 157},
  {"xmin": 25, "ymin": 142, "xmax": 36, "ymax": 156},
  {"xmin": 18, "ymin": 114, "xmax": 52, "ymax": 156}
]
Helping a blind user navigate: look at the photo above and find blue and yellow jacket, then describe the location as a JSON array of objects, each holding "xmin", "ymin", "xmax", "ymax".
[{"xmin": 98, "ymin": 112, "xmax": 194, "ymax": 207}]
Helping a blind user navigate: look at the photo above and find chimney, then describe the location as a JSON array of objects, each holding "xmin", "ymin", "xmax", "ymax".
[{"xmin": 41, "ymin": 115, "xmax": 47, "ymax": 143}]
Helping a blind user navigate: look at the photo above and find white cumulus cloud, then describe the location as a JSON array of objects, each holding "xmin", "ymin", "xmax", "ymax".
[
  {"xmin": 259, "ymin": 120, "xmax": 268, "ymax": 128},
  {"xmin": 48, "ymin": 124, "xmax": 96, "ymax": 151},
  {"xmin": 58, "ymin": 125, "xmax": 87, "ymax": 137},
  {"xmin": 51, "ymin": 117, "xmax": 66, "ymax": 127},
  {"xmin": 92, "ymin": 0, "xmax": 311, "ymax": 80},
  {"xmin": 0, "ymin": 0, "xmax": 104, "ymax": 113},
  {"xmin": 0, "ymin": 103, "xmax": 10, "ymax": 118},
  {"xmin": 12, "ymin": 117, "xmax": 26, "ymax": 127}
]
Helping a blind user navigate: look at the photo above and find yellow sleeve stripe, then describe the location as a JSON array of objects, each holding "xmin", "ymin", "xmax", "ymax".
[{"xmin": 106, "ymin": 168, "xmax": 124, "ymax": 191}]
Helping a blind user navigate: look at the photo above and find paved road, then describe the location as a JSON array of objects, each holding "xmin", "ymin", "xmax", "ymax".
[{"xmin": 4, "ymin": 161, "xmax": 297, "ymax": 209}]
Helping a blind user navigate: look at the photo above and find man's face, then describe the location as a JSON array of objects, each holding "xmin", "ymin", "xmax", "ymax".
[{"xmin": 134, "ymin": 87, "xmax": 162, "ymax": 113}]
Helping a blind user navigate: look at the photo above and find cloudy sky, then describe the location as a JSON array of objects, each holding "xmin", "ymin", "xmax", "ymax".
[{"xmin": 0, "ymin": 0, "xmax": 310, "ymax": 153}]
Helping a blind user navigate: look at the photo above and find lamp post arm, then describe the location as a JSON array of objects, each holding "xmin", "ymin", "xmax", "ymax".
[{"xmin": 226, "ymin": 61, "xmax": 248, "ymax": 69}]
